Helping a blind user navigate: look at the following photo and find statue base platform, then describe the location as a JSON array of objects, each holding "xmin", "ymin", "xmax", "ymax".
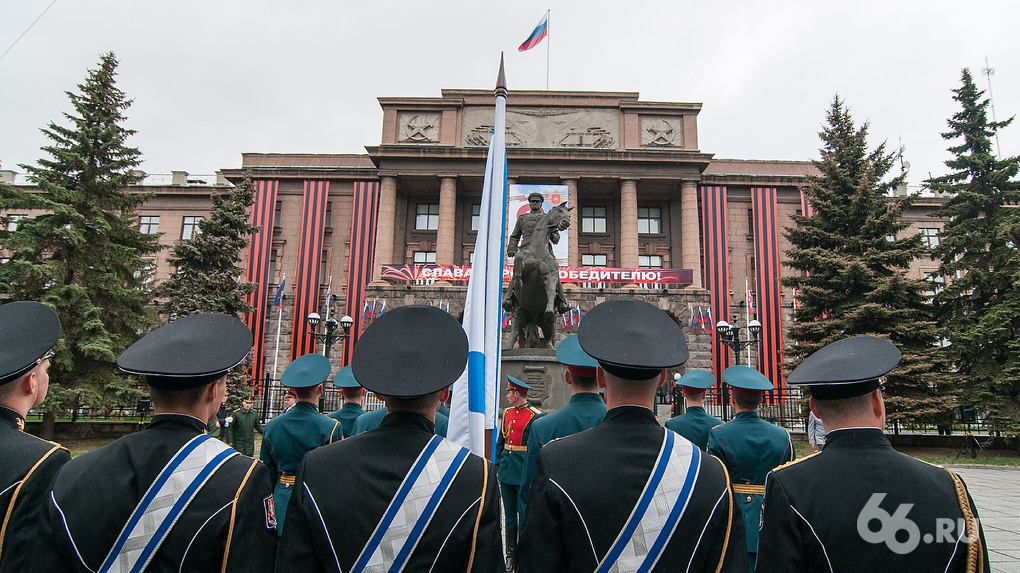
[{"xmin": 501, "ymin": 348, "xmax": 571, "ymax": 413}]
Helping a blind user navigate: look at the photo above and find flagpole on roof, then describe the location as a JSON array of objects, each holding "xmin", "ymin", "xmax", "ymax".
[{"xmin": 546, "ymin": 9, "xmax": 550, "ymax": 90}]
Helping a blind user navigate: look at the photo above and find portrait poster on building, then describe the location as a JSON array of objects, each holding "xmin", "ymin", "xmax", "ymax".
[{"xmin": 508, "ymin": 184, "xmax": 569, "ymax": 266}]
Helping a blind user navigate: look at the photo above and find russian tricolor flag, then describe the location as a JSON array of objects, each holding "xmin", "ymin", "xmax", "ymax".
[
  {"xmin": 518, "ymin": 11, "xmax": 549, "ymax": 52},
  {"xmin": 448, "ymin": 56, "xmax": 510, "ymax": 458}
]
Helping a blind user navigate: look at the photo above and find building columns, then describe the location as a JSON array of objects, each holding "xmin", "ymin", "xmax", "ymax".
[
  {"xmin": 620, "ymin": 179, "xmax": 639, "ymax": 269},
  {"xmin": 562, "ymin": 178, "xmax": 579, "ymax": 267},
  {"xmin": 372, "ymin": 175, "xmax": 398, "ymax": 283},
  {"xmin": 436, "ymin": 177, "xmax": 457, "ymax": 266},
  {"xmin": 681, "ymin": 180, "xmax": 703, "ymax": 288}
]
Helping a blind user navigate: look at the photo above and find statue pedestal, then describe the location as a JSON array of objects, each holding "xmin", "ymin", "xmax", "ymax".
[{"xmin": 501, "ymin": 349, "xmax": 571, "ymax": 413}]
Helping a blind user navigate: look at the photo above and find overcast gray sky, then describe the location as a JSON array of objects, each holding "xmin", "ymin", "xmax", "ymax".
[{"xmin": 2, "ymin": 1, "xmax": 1016, "ymax": 189}]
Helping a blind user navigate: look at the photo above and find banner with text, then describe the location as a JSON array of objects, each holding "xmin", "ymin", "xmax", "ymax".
[{"xmin": 381, "ymin": 264, "xmax": 692, "ymax": 285}]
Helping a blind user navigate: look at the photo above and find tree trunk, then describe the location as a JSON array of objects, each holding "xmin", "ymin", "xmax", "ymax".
[{"xmin": 41, "ymin": 409, "xmax": 56, "ymax": 441}]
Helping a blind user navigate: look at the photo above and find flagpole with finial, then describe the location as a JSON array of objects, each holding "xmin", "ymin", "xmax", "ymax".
[{"xmin": 449, "ymin": 53, "xmax": 509, "ymax": 458}]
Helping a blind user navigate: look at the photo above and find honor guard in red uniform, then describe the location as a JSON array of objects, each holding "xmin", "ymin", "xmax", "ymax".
[{"xmin": 494, "ymin": 375, "xmax": 543, "ymax": 571}]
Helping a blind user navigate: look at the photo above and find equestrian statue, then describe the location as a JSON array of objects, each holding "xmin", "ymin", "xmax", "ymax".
[{"xmin": 503, "ymin": 192, "xmax": 572, "ymax": 349}]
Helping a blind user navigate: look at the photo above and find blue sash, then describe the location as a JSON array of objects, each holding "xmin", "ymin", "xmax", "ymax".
[
  {"xmin": 98, "ymin": 434, "xmax": 237, "ymax": 573},
  {"xmin": 596, "ymin": 431, "xmax": 702, "ymax": 573},
  {"xmin": 352, "ymin": 435, "xmax": 470, "ymax": 573}
]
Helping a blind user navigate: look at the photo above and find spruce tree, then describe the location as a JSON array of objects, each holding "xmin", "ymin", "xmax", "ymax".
[
  {"xmin": 782, "ymin": 96, "xmax": 953, "ymax": 425},
  {"xmin": 154, "ymin": 171, "xmax": 258, "ymax": 406},
  {"xmin": 0, "ymin": 53, "xmax": 162, "ymax": 422},
  {"xmin": 927, "ymin": 69, "xmax": 1020, "ymax": 433}
]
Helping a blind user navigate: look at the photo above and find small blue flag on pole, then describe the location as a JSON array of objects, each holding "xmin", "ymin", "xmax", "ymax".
[{"xmin": 273, "ymin": 276, "xmax": 286, "ymax": 307}]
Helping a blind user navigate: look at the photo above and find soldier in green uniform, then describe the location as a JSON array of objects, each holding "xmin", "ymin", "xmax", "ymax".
[
  {"xmin": 0, "ymin": 301, "xmax": 69, "ymax": 573},
  {"xmin": 494, "ymin": 375, "xmax": 543, "ymax": 571},
  {"xmin": 517, "ymin": 334, "xmax": 606, "ymax": 528},
  {"xmin": 707, "ymin": 365, "xmax": 794, "ymax": 572},
  {"xmin": 327, "ymin": 365, "xmax": 366, "ymax": 438},
  {"xmin": 665, "ymin": 370, "xmax": 724, "ymax": 451},
  {"xmin": 354, "ymin": 402, "xmax": 387, "ymax": 434},
  {"xmin": 226, "ymin": 397, "xmax": 264, "ymax": 456},
  {"xmin": 259, "ymin": 353, "xmax": 342, "ymax": 535}
]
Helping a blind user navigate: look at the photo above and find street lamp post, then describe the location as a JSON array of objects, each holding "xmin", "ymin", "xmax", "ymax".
[
  {"xmin": 307, "ymin": 312, "xmax": 355, "ymax": 412},
  {"xmin": 306, "ymin": 312, "xmax": 355, "ymax": 359},
  {"xmin": 715, "ymin": 317, "xmax": 762, "ymax": 420}
]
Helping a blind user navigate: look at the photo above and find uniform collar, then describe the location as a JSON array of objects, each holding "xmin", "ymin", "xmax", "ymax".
[
  {"xmin": 569, "ymin": 393, "xmax": 605, "ymax": 404},
  {"xmin": 823, "ymin": 427, "xmax": 890, "ymax": 448},
  {"xmin": 684, "ymin": 405, "xmax": 706, "ymax": 413},
  {"xmin": 511, "ymin": 401, "xmax": 531, "ymax": 410},
  {"xmin": 342, "ymin": 402, "xmax": 365, "ymax": 411},
  {"xmin": 379, "ymin": 410, "xmax": 436, "ymax": 434},
  {"xmin": 733, "ymin": 410, "xmax": 761, "ymax": 420},
  {"xmin": 0, "ymin": 405, "xmax": 25, "ymax": 431},
  {"xmin": 603, "ymin": 405, "xmax": 658, "ymax": 425},
  {"xmin": 147, "ymin": 413, "xmax": 208, "ymax": 433}
]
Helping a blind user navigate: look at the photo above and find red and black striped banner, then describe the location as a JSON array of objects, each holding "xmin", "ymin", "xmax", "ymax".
[
  {"xmin": 751, "ymin": 187, "xmax": 785, "ymax": 395},
  {"xmin": 701, "ymin": 186, "xmax": 731, "ymax": 397},
  {"xmin": 290, "ymin": 181, "xmax": 330, "ymax": 361},
  {"xmin": 342, "ymin": 181, "xmax": 380, "ymax": 367},
  {"xmin": 244, "ymin": 179, "xmax": 280, "ymax": 388},
  {"xmin": 799, "ymin": 189, "xmax": 814, "ymax": 217}
]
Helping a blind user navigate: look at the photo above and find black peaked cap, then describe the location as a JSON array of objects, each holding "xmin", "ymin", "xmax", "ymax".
[
  {"xmin": 0, "ymin": 301, "xmax": 61, "ymax": 385},
  {"xmin": 577, "ymin": 298, "xmax": 688, "ymax": 379},
  {"xmin": 787, "ymin": 336, "xmax": 901, "ymax": 400},
  {"xmin": 118, "ymin": 314, "xmax": 253, "ymax": 390},
  {"xmin": 352, "ymin": 305, "xmax": 468, "ymax": 398}
]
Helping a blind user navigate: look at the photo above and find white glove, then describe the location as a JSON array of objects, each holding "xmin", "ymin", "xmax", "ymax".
[{"xmin": 224, "ymin": 416, "xmax": 233, "ymax": 425}]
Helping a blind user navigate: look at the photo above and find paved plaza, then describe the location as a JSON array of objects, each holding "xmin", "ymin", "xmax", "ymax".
[{"xmin": 948, "ymin": 465, "xmax": 1020, "ymax": 572}]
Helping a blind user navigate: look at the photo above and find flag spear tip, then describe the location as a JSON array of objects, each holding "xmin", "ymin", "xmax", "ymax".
[{"xmin": 495, "ymin": 53, "xmax": 507, "ymax": 97}]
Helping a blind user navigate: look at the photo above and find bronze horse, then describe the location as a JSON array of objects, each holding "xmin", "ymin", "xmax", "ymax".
[{"xmin": 505, "ymin": 203, "xmax": 571, "ymax": 349}]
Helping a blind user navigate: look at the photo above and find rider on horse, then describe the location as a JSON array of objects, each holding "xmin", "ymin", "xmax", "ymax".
[{"xmin": 504, "ymin": 192, "xmax": 572, "ymax": 315}]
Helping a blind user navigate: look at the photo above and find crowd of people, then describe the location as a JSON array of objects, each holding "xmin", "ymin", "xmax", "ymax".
[{"xmin": 0, "ymin": 298, "xmax": 991, "ymax": 572}]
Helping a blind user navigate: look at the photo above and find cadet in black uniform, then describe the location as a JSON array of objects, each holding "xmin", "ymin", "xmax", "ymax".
[
  {"xmin": 36, "ymin": 313, "xmax": 278, "ymax": 572},
  {"xmin": 518, "ymin": 298, "xmax": 747, "ymax": 572},
  {"xmin": 278, "ymin": 305, "xmax": 504, "ymax": 572},
  {"xmin": 0, "ymin": 301, "xmax": 69, "ymax": 573},
  {"xmin": 757, "ymin": 336, "xmax": 990, "ymax": 573}
]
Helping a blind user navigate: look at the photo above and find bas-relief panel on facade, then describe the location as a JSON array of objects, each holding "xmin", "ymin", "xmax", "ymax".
[
  {"xmin": 399, "ymin": 113, "xmax": 440, "ymax": 143},
  {"xmin": 640, "ymin": 117, "xmax": 683, "ymax": 147},
  {"xmin": 462, "ymin": 108, "xmax": 618, "ymax": 149}
]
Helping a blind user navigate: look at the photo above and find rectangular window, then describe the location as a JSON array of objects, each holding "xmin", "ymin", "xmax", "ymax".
[
  {"xmin": 582, "ymin": 254, "xmax": 607, "ymax": 267},
  {"xmin": 320, "ymin": 250, "xmax": 329, "ymax": 281},
  {"xmin": 470, "ymin": 204, "xmax": 480, "ymax": 232},
  {"xmin": 413, "ymin": 251, "xmax": 436, "ymax": 264},
  {"xmin": 639, "ymin": 255, "xmax": 663, "ymax": 268},
  {"xmin": 181, "ymin": 216, "xmax": 203, "ymax": 240},
  {"xmin": 5, "ymin": 214, "xmax": 26, "ymax": 232},
  {"xmin": 138, "ymin": 216, "xmax": 159, "ymax": 235},
  {"xmin": 637, "ymin": 207, "xmax": 662, "ymax": 234},
  {"xmin": 919, "ymin": 228, "xmax": 940, "ymax": 249},
  {"xmin": 269, "ymin": 249, "xmax": 278, "ymax": 283},
  {"xmin": 324, "ymin": 202, "xmax": 333, "ymax": 230},
  {"xmin": 415, "ymin": 203, "xmax": 440, "ymax": 231},
  {"xmin": 581, "ymin": 207, "xmax": 607, "ymax": 234}
]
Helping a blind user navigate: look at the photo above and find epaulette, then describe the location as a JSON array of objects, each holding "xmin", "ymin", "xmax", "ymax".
[
  {"xmin": 528, "ymin": 405, "xmax": 542, "ymax": 416},
  {"xmin": 771, "ymin": 450, "xmax": 820, "ymax": 472}
]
